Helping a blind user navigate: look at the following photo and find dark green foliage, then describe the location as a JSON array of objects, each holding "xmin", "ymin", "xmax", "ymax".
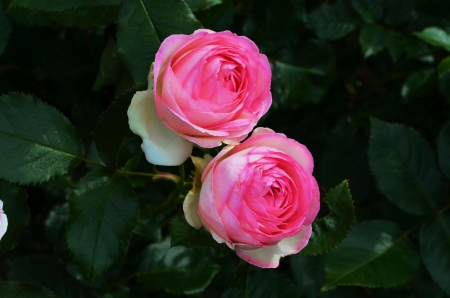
[
  {"xmin": 322, "ymin": 220, "xmax": 420, "ymax": 290},
  {"xmin": 420, "ymin": 213, "xmax": 450, "ymax": 295},
  {"xmin": 369, "ymin": 118, "xmax": 447, "ymax": 215},
  {"xmin": 137, "ymin": 238, "xmax": 220, "ymax": 294},
  {"xmin": 117, "ymin": 0, "xmax": 202, "ymax": 85},
  {"xmin": 0, "ymin": 93, "xmax": 84, "ymax": 184},
  {"xmin": 0, "ymin": 282, "xmax": 57, "ymax": 298},
  {"xmin": 0, "ymin": 0, "xmax": 449, "ymax": 297},
  {"xmin": 66, "ymin": 169, "xmax": 139, "ymax": 282}
]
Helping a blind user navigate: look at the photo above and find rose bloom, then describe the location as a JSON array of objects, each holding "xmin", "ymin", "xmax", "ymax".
[
  {"xmin": 184, "ymin": 128, "xmax": 320, "ymax": 268},
  {"xmin": 128, "ymin": 29, "xmax": 271, "ymax": 166},
  {"xmin": 0, "ymin": 200, "xmax": 7, "ymax": 240}
]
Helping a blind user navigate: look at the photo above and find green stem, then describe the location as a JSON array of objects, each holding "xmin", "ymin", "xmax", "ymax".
[{"xmin": 78, "ymin": 157, "xmax": 106, "ymax": 168}]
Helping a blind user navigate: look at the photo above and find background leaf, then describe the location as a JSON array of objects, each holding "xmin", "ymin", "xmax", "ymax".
[
  {"xmin": 228, "ymin": 260, "xmax": 250, "ymax": 297},
  {"xmin": 301, "ymin": 181, "xmax": 354, "ymax": 255},
  {"xmin": 185, "ymin": 0, "xmax": 221, "ymax": 12},
  {"xmin": 138, "ymin": 238, "xmax": 220, "ymax": 294},
  {"xmin": 0, "ymin": 93, "xmax": 84, "ymax": 184},
  {"xmin": 0, "ymin": 182, "xmax": 29, "ymax": 255},
  {"xmin": 438, "ymin": 121, "xmax": 450, "ymax": 180},
  {"xmin": 289, "ymin": 255, "xmax": 325, "ymax": 298},
  {"xmin": 66, "ymin": 169, "xmax": 139, "ymax": 282},
  {"xmin": 43, "ymin": 0, "xmax": 120, "ymax": 28},
  {"xmin": 368, "ymin": 118, "xmax": 446, "ymax": 215},
  {"xmin": 92, "ymin": 37, "xmax": 122, "ymax": 91},
  {"xmin": 0, "ymin": 282, "xmax": 57, "ymax": 298},
  {"xmin": 10, "ymin": 0, "xmax": 89, "ymax": 12},
  {"xmin": 117, "ymin": 0, "xmax": 202, "ymax": 85},
  {"xmin": 307, "ymin": 3, "xmax": 357, "ymax": 41},
  {"xmin": 350, "ymin": 0, "xmax": 383, "ymax": 23},
  {"xmin": 414, "ymin": 27, "xmax": 450, "ymax": 51},
  {"xmin": 8, "ymin": 255, "xmax": 87, "ymax": 298},
  {"xmin": 419, "ymin": 212, "xmax": 450, "ymax": 295},
  {"xmin": 322, "ymin": 220, "xmax": 420, "ymax": 291}
]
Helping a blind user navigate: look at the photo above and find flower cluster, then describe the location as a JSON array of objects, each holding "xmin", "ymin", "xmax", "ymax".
[{"xmin": 128, "ymin": 30, "xmax": 319, "ymax": 268}]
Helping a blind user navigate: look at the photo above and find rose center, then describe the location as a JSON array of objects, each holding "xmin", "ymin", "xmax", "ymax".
[{"xmin": 217, "ymin": 61, "xmax": 243, "ymax": 93}]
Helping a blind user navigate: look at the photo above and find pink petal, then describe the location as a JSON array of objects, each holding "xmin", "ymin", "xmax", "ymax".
[
  {"xmin": 303, "ymin": 175, "xmax": 320, "ymax": 225},
  {"xmin": 127, "ymin": 90, "xmax": 193, "ymax": 166},
  {"xmin": 232, "ymin": 130, "xmax": 315, "ymax": 174},
  {"xmin": 236, "ymin": 224, "xmax": 312, "ymax": 268}
]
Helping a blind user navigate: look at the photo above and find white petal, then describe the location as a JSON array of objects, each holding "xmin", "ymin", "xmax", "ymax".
[
  {"xmin": 0, "ymin": 213, "xmax": 8, "ymax": 240},
  {"xmin": 128, "ymin": 90, "xmax": 193, "ymax": 166},
  {"xmin": 235, "ymin": 225, "xmax": 312, "ymax": 268},
  {"xmin": 183, "ymin": 191, "xmax": 203, "ymax": 229}
]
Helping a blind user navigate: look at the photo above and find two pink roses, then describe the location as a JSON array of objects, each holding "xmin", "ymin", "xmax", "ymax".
[{"xmin": 128, "ymin": 29, "xmax": 319, "ymax": 268}]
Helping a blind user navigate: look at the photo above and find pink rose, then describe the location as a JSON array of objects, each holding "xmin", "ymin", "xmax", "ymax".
[
  {"xmin": 184, "ymin": 128, "xmax": 320, "ymax": 268},
  {"xmin": 128, "ymin": 30, "xmax": 272, "ymax": 166},
  {"xmin": 0, "ymin": 200, "xmax": 8, "ymax": 240}
]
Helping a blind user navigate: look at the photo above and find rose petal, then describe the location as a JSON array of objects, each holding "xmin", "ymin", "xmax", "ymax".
[
  {"xmin": 303, "ymin": 175, "xmax": 320, "ymax": 225},
  {"xmin": 0, "ymin": 213, "xmax": 7, "ymax": 240},
  {"xmin": 128, "ymin": 90, "xmax": 193, "ymax": 166},
  {"xmin": 234, "ymin": 129, "xmax": 315, "ymax": 174},
  {"xmin": 235, "ymin": 224, "xmax": 312, "ymax": 268},
  {"xmin": 183, "ymin": 191, "xmax": 203, "ymax": 229}
]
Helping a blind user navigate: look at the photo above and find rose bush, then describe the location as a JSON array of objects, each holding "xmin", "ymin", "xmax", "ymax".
[
  {"xmin": 184, "ymin": 128, "xmax": 320, "ymax": 268},
  {"xmin": 0, "ymin": 199, "xmax": 7, "ymax": 240},
  {"xmin": 128, "ymin": 29, "xmax": 272, "ymax": 166}
]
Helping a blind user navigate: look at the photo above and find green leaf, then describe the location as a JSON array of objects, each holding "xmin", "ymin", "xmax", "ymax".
[
  {"xmin": 117, "ymin": 0, "xmax": 202, "ymax": 85},
  {"xmin": 0, "ymin": 1, "xmax": 11, "ymax": 55},
  {"xmin": 437, "ymin": 56, "xmax": 450, "ymax": 77},
  {"xmin": 368, "ymin": 118, "xmax": 446, "ymax": 214},
  {"xmin": 359, "ymin": 24, "xmax": 387, "ymax": 58},
  {"xmin": 307, "ymin": 3, "xmax": 357, "ymax": 41},
  {"xmin": 272, "ymin": 40, "xmax": 335, "ymax": 107},
  {"xmin": 322, "ymin": 220, "xmax": 420, "ymax": 291},
  {"xmin": 43, "ymin": 0, "xmax": 120, "ymax": 28},
  {"xmin": 359, "ymin": 24, "xmax": 405, "ymax": 61},
  {"xmin": 289, "ymin": 255, "xmax": 324, "ymax": 298},
  {"xmin": 185, "ymin": 0, "xmax": 221, "ymax": 11},
  {"xmin": 419, "ymin": 212, "xmax": 450, "ymax": 295},
  {"xmin": 414, "ymin": 27, "xmax": 450, "ymax": 51},
  {"xmin": 0, "ymin": 93, "xmax": 84, "ymax": 184},
  {"xmin": 0, "ymin": 182, "xmax": 30, "ymax": 255},
  {"xmin": 301, "ymin": 181, "xmax": 354, "ymax": 255},
  {"xmin": 93, "ymin": 92, "xmax": 140, "ymax": 168},
  {"xmin": 400, "ymin": 68, "xmax": 435, "ymax": 102},
  {"xmin": 44, "ymin": 202, "xmax": 69, "ymax": 243},
  {"xmin": 384, "ymin": 0, "xmax": 414, "ymax": 27},
  {"xmin": 438, "ymin": 121, "xmax": 450, "ymax": 180},
  {"xmin": 6, "ymin": 7, "xmax": 50, "ymax": 27},
  {"xmin": 170, "ymin": 215, "xmax": 221, "ymax": 249},
  {"xmin": 93, "ymin": 37, "xmax": 122, "ymax": 91},
  {"xmin": 0, "ymin": 282, "xmax": 57, "ymax": 298},
  {"xmin": 10, "ymin": 0, "xmax": 89, "ymax": 12},
  {"xmin": 8, "ymin": 255, "xmax": 86, "ymax": 298},
  {"xmin": 228, "ymin": 260, "xmax": 250, "ymax": 297},
  {"xmin": 248, "ymin": 270, "xmax": 300, "ymax": 298},
  {"xmin": 350, "ymin": 0, "xmax": 383, "ymax": 23},
  {"xmin": 66, "ymin": 169, "xmax": 139, "ymax": 282},
  {"xmin": 138, "ymin": 239, "xmax": 220, "ymax": 294}
]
